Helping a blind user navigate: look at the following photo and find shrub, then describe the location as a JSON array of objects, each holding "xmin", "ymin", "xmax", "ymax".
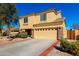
[
  {"xmin": 60, "ymin": 39, "xmax": 79, "ymax": 56},
  {"xmin": 16, "ymin": 32, "xmax": 28, "ymax": 38},
  {"xmin": 0, "ymin": 33, "xmax": 2, "ymax": 36},
  {"xmin": 73, "ymin": 41, "xmax": 79, "ymax": 55},
  {"xmin": 9, "ymin": 32, "xmax": 18, "ymax": 38},
  {"xmin": 2, "ymin": 31, "xmax": 8, "ymax": 36},
  {"xmin": 60, "ymin": 39, "xmax": 73, "ymax": 52}
]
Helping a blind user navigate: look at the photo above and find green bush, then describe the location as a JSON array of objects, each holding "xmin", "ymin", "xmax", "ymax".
[
  {"xmin": 60, "ymin": 39, "xmax": 75, "ymax": 52},
  {"xmin": 60, "ymin": 39, "xmax": 78, "ymax": 55},
  {"xmin": 0, "ymin": 33, "xmax": 2, "ymax": 36},
  {"xmin": 16, "ymin": 32, "xmax": 28, "ymax": 38},
  {"xmin": 73, "ymin": 41, "xmax": 79, "ymax": 55},
  {"xmin": 2, "ymin": 31, "xmax": 8, "ymax": 36}
]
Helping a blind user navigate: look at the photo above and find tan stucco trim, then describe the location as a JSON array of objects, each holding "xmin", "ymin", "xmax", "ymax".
[{"xmin": 33, "ymin": 21, "xmax": 63, "ymax": 27}]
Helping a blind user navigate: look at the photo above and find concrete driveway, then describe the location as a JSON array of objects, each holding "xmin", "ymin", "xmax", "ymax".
[{"xmin": 0, "ymin": 39, "xmax": 54, "ymax": 56}]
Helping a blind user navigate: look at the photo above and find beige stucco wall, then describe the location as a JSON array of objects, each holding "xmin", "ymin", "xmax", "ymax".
[
  {"xmin": 19, "ymin": 10, "xmax": 67, "ymax": 39},
  {"xmin": 19, "ymin": 11, "xmax": 62, "ymax": 29},
  {"xmin": 75, "ymin": 30, "xmax": 79, "ymax": 39},
  {"xmin": 33, "ymin": 22, "xmax": 67, "ymax": 39},
  {"xmin": 33, "ymin": 15, "xmax": 40, "ymax": 24},
  {"xmin": 33, "ymin": 11, "xmax": 62, "ymax": 23},
  {"xmin": 46, "ymin": 12, "xmax": 57, "ymax": 22},
  {"xmin": 62, "ymin": 22, "xmax": 67, "ymax": 38},
  {"xmin": 19, "ymin": 15, "xmax": 35, "ymax": 29},
  {"xmin": 47, "ymin": 12, "xmax": 62, "ymax": 22}
]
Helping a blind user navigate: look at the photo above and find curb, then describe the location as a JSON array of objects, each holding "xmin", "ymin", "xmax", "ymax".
[{"xmin": 39, "ymin": 39, "xmax": 61, "ymax": 56}]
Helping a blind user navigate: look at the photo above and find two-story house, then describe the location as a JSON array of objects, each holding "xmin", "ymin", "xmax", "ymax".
[{"xmin": 19, "ymin": 9, "xmax": 67, "ymax": 41}]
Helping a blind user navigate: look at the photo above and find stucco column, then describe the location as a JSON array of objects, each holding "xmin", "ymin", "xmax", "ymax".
[
  {"xmin": 31, "ymin": 29, "xmax": 34, "ymax": 38},
  {"xmin": 57, "ymin": 27, "xmax": 63, "ymax": 40}
]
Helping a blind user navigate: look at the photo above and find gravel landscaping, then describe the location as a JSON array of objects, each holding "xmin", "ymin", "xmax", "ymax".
[
  {"xmin": 0, "ymin": 37, "xmax": 31, "ymax": 46},
  {"xmin": 48, "ymin": 42, "xmax": 72, "ymax": 56}
]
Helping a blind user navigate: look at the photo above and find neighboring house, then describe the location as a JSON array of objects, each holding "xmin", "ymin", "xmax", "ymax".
[
  {"xmin": 2, "ymin": 27, "xmax": 19, "ymax": 33},
  {"xmin": 19, "ymin": 9, "xmax": 67, "ymax": 40}
]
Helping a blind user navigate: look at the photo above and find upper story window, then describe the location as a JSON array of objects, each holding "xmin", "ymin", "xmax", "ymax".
[
  {"xmin": 40, "ymin": 13, "xmax": 46, "ymax": 22},
  {"xmin": 24, "ymin": 17, "xmax": 28, "ymax": 24}
]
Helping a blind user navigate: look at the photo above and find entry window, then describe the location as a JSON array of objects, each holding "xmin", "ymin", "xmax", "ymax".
[
  {"xmin": 24, "ymin": 17, "xmax": 28, "ymax": 24},
  {"xmin": 40, "ymin": 13, "xmax": 46, "ymax": 22}
]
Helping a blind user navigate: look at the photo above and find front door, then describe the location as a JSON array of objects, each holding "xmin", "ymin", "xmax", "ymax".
[{"xmin": 25, "ymin": 29, "xmax": 32, "ymax": 37}]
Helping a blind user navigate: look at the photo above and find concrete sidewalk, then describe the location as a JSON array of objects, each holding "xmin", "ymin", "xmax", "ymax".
[{"xmin": 0, "ymin": 39, "xmax": 54, "ymax": 56}]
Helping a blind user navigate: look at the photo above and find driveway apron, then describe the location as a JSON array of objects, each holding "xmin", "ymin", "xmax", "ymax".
[{"xmin": 0, "ymin": 39, "xmax": 54, "ymax": 56}]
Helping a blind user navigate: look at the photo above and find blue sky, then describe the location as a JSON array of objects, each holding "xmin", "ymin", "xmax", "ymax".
[{"xmin": 16, "ymin": 3, "xmax": 79, "ymax": 30}]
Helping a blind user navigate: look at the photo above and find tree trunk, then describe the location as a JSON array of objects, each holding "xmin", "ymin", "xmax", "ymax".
[{"xmin": 7, "ymin": 24, "xmax": 12, "ymax": 41}]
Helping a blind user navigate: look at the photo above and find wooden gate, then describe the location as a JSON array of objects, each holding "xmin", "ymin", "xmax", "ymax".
[{"xmin": 67, "ymin": 30, "xmax": 75, "ymax": 40}]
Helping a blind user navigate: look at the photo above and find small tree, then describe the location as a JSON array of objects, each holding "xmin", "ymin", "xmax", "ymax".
[
  {"xmin": 0, "ymin": 3, "xmax": 18, "ymax": 37},
  {"xmin": 72, "ymin": 24, "xmax": 79, "ymax": 30}
]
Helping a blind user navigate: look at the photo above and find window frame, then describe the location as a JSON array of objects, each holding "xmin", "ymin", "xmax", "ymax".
[
  {"xmin": 24, "ymin": 17, "xmax": 28, "ymax": 24},
  {"xmin": 40, "ymin": 13, "xmax": 47, "ymax": 22}
]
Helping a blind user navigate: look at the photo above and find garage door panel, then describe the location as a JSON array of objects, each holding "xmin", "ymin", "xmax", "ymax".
[{"xmin": 34, "ymin": 29, "xmax": 57, "ymax": 40}]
